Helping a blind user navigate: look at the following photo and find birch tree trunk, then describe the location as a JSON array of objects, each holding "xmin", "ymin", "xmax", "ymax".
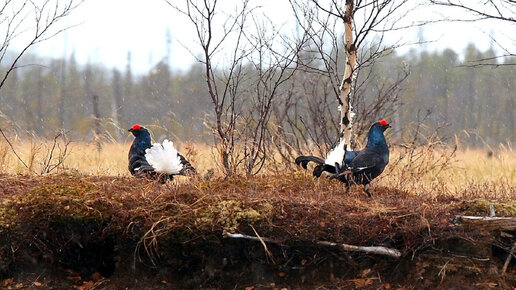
[{"xmin": 338, "ymin": 0, "xmax": 357, "ymax": 151}]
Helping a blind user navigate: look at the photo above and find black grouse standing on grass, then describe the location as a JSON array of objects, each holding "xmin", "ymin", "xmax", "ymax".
[
  {"xmin": 295, "ymin": 120, "xmax": 391, "ymax": 197},
  {"xmin": 128, "ymin": 124, "xmax": 196, "ymax": 182}
]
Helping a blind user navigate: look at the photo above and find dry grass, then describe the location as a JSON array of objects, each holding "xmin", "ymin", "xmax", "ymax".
[
  {"xmin": 0, "ymin": 139, "xmax": 514, "ymax": 197},
  {"xmin": 381, "ymin": 148, "xmax": 514, "ymax": 197},
  {"xmin": 0, "ymin": 140, "xmax": 513, "ymax": 176},
  {"xmin": 0, "ymin": 141, "xmax": 215, "ymax": 177}
]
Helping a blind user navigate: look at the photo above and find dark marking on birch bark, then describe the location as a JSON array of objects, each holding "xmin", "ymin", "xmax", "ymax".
[{"xmin": 342, "ymin": 115, "xmax": 350, "ymax": 127}]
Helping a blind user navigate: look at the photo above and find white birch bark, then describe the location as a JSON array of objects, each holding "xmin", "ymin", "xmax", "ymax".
[
  {"xmin": 325, "ymin": 0, "xmax": 357, "ymax": 167},
  {"xmin": 338, "ymin": 0, "xmax": 357, "ymax": 151}
]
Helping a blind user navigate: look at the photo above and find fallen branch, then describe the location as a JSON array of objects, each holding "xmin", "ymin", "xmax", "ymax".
[
  {"xmin": 454, "ymin": 216, "xmax": 516, "ymax": 231},
  {"xmin": 316, "ymin": 241, "xmax": 401, "ymax": 259},
  {"xmin": 225, "ymin": 232, "xmax": 401, "ymax": 259},
  {"xmin": 225, "ymin": 232, "xmax": 280, "ymax": 244},
  {"xmin": 455, "ymin": 216, "xmax": 513, "ymax": 221}
]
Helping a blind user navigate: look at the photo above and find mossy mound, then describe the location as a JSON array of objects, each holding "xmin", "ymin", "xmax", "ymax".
[
  {"xmin": 0, "ymin": 174, "xmax": 515, "ymax": 288},
  {"xmin": 196, "ymin": 200, "xmax": 273, "ymax": 232},
  {"xmin": 460, "ymin": 199, "xmax": 516, "ymax": 216}
]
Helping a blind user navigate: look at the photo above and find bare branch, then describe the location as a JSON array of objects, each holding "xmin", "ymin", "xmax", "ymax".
[
  {"xmin": 0, "ymin": 0, "xmax": 84, "ymax": 90},
  {"xmin": 0, "ymin": 127, "xmax": 29, "ymax": 169}
]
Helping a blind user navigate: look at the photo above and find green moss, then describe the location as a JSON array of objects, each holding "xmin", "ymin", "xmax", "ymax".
[
  {"xmin": 0, "ymin": 199, "xmax": 17, "ymax": 229},
  {"xmin": 460, "ymin": 199, "xmax": 516, "ymax": 216},
  {"xmin": 196, "ymin": 200, "xmax": 273, "ymax": 232},
  {"xmin": 1, "ymin": 182, "xmax": 114, "ymax": 234}
]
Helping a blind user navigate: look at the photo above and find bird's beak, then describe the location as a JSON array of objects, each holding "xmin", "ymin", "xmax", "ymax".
[
  {"xmin": 128, "ymin": 128, "xmax": 133, "ymax": 132},
  {"xmin": 387, "ymin": 124, "xmax": 391, "ymax": 128}
]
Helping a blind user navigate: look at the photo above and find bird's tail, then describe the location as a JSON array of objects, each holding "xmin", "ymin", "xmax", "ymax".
[
  {"xmin": 295, "ymin": 155, "xmax": 325, "ymax": 169},
  {"xmin": 145, "ymin": 140, "xmax": 183, "ymax": 175},
  {"xmin": 295, "ymin": 155, "xmax": 339, "ymax": 178}
]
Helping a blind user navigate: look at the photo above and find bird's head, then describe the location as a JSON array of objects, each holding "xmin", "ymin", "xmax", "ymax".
[
  {"xmin": 374, "ymin": 119, "xmax": 391, "ymax": 131},
  {"xmin": 365, "ymin": 120, "xmax": 391, "ymax": 150},
  {"xmin": 128, "ymin": 124, "xmax": 147, "ymax": 137}
]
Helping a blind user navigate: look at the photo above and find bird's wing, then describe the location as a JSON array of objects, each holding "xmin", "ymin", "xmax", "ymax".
[
  {"xmin": 347, "ymin": 150, "xmax": 383, "ymax": 173},
  {"xmin": 178, "ymin": 153, "xmax": 197, "ymax": 175},
  {"xmin": 129, "ymin": 154, "xmax": 154, "ymax": 175},
  {"xmin": 343, "ymin": 150, "xmax": 360, "ymax": 166}
]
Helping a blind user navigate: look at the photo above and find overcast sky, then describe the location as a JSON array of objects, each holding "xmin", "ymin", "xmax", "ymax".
[{"xmin": 15, "ymin": 0, "xmax": 515, "ymax": 74}]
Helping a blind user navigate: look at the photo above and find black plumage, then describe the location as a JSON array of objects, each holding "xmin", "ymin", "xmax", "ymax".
[
  {"xmin": 128, "ymin": 124, "xmax": 196, "ymax": 182},
  {"xmin": 295, "ymin": 120, "xmax": 391, "ymax": 197}
]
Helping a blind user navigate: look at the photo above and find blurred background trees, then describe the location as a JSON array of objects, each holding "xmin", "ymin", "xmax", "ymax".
[{"xmin": 1, "ymin": 42, "xmax": 513, "ymax": 144}]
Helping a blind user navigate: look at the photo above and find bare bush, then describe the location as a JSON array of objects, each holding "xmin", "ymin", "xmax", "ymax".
[
  {"xmin": 167, "ymin": 0, "xmax": 253, "ymax": 176},
  {"xmin": 388, "ymin": 123, "xmax": 457, "ymax": 192},
  {"xmin": 167, "ymin": 0, "xmax": 307, "ymax": 176},
  {"xmin": 41, "ymin": 130, "xmax": 71, "ymax": 174}
]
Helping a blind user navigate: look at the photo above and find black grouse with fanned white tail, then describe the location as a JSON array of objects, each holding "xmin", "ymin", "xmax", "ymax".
[
  {"xmin": 295, "ymin": 120, "xmax": 391, "ymax": 197},
  {"xmin": 128, "ymin": 124, "xmax": 196, "ymax": 182}
]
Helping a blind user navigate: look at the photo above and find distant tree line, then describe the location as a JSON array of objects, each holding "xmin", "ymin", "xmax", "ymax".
[{"xmin": 0, "ymin": 43, "xmax": 514, "ymax": 149}]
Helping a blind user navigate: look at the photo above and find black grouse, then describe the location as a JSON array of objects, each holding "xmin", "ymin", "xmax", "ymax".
[
  {"xmin": 295, "ymin": 120, "xmax": 391, "ymax": 197},
  {"xmin": 128, "ymin": 124, "xmax": 196, "ymax": 182}
]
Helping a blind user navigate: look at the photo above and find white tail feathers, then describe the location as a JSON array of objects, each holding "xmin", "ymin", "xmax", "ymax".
[
  {"xmin": 325, "ymin": 140, "xmax": 345, "ymax": 166},
  {"xmin": 145, "ymin": 139, "xmax": 184, "ymax": 175}
]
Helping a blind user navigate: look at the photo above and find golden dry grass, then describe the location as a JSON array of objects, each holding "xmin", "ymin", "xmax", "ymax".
[
  {"xmin": 0, "ymin": 139, "xmax": 514, "ymax": 197},
  {"xmin": 378, "ymin": 146, "xmax": 516, "ymax": 196},
  {"xmin": 0, "ymin": 141, "xmax": 215, "ymax": 177}
]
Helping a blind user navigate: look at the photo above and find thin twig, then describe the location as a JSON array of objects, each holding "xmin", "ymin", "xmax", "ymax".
[
  {"xmin": 0, "ymin": 127, "xmax": 28, "ymax": 169},
  {"xmin": 250, "ymin": 225, "xmax": 276, "ymax": 264},
  {"xmin": 502, "ymin": 241, "xmax": 516, "ymax": 275}
]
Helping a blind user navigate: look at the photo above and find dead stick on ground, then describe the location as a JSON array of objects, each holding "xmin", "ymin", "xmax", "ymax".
[
  {"xmin": 502, "ymin": 241, "xmax": 516, "ymax": 275},
  {"xmin": 225, "ymin": 232, "xmax": 401, "ymax": 259},
  {"xmin": 225, "ymin": 232, "xmax": 280, "ymax": 244},
  {"xmin": 316, "ymin": 241, "xmax": 401, "ymax": 259},
  {"xmin": 455, "ymin": 215, "xmax": 513, "ymax": 221}
]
